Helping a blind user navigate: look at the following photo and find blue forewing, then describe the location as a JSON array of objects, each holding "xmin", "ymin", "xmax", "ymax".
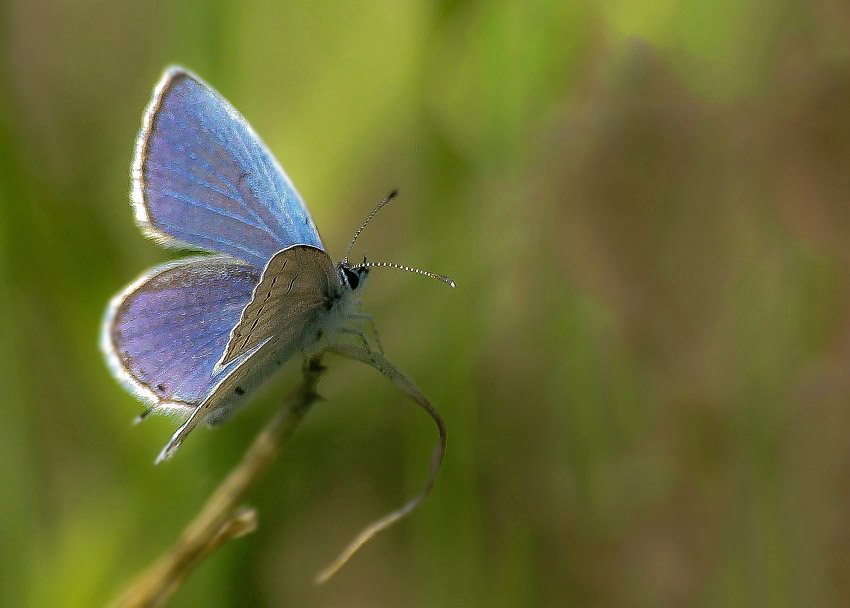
[{"xmin": 132, "ymin": 67, "xmax": 323, "ymax": 267}]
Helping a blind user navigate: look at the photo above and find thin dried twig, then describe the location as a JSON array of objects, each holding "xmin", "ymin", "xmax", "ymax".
[{"xmin": 111, "ymin": 356, "xmax": 325, "ymax": 608}]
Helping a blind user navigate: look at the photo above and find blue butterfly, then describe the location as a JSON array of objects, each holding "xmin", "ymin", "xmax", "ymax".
[{"xmin": 101, "ymin": 67, "xmax": 453, "ymax": 464}]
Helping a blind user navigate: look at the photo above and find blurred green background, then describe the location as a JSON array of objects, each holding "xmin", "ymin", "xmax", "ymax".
[{"xmin": 2, "ymin": 0, "xmax": 850, "ymax": 606}]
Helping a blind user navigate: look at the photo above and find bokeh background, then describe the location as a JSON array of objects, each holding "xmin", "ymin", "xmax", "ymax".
[{"xmin": 2, "ymin": 0, "xmax": 850, "ymax": 606}]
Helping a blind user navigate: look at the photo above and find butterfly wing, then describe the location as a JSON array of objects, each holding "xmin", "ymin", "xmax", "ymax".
[
  {"xmin": 154, "ymin": 245, "xmax": 341, "ymax": 461},
  {"xmin": 101, "ymin": 255, "xmax": 262, "ymax": 417},
  {"xmin": 215, "ymin": 245, "xmax": 340, "ymax": 370},
  {"xmin": 132, "ymin": 66, "xmax": 323, "ymax": 268}
]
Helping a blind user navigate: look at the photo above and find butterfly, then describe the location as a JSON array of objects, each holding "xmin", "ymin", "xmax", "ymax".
[{"xmin": 101, "ymin": 66, "xmax": 454, "ymax": 464}]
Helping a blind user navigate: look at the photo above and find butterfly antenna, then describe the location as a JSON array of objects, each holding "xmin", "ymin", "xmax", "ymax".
[
  {"xmin": 354, "ymin": 261, "xmax": 456, "ymax": 288},
  {"xmin": 343, "ymin": 190, "xmax": 398, "ymax": 264}
]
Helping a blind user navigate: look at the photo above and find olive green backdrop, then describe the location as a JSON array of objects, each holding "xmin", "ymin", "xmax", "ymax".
[{"xmin": 2, "ymin": 1, "xmax": 850, "ymax": 606}]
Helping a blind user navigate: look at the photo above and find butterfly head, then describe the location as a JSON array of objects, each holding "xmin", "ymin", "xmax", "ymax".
[{"xmin": 338, "ymin": 261, "xmax": 369, "ymax": 291}]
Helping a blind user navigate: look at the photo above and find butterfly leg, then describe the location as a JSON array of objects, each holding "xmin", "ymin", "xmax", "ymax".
[
  {"xmin": 338, "ymin": 326, "xmax": 373, "ymax": 353},
  {"xmin": 345, "ymin": 313, "xmax": 384, "ymax": 354}
]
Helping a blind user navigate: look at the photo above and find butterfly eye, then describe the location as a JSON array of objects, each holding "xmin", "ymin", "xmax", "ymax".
[{"xmin": 343, "ymin": 267, "xmax": 360, "ymax": 290}]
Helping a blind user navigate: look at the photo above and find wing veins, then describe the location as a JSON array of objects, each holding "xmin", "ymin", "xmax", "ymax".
[
  {"xmin": 155, "ymin": 221, "xmax": 267, "ymax": 261},
  {"xmin": 152, "ymin": 118, "xmax": 282, "ymax": 243},
  {"xmin": 129, "ymin": 323, "xmax": 226, "ymax": 362},
  {"xmin": 226, "ymin": 120, "xmax": 291, "ymax": 236},
  {"xmin": 148, "ymin": 161, "xmax": 243, "ymax": 203},
  {"xmin": 160, "ymin": 188, "xmax": 278, "ymax": 237},
  {"xmin": 239, "ymin": 274, "xmax": 279, "ymax": 352},
  {"xmin": 117, "ymin": 292, "xmax": 249, "ymax": 323},
  {"xmin": 155, "ymin": 138, "xmax": 242, "ymax": 198}
]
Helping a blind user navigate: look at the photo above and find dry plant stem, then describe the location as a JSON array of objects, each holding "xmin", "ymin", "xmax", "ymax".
[
  {"xmin": 316, "ymin": 345, "xmax": 446, "ymax": 584},
  {"xmin": 111, "ymin": 356, "xmax": 325, "ymax": 608}
]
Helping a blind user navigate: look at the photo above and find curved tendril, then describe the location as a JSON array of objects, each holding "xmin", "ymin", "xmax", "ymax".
[{"xmin": 315, "ymin": 344, "xmax": 447, "ymax": 584}]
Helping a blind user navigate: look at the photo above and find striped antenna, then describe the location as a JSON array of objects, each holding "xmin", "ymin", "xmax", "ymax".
[
  {"xmin": 343, "ymin": 190, "xmax": 398, "ymax": 264},
  {"xmin": 354, "ymin": 261, "xmax": 456, "ymax": 288}
]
